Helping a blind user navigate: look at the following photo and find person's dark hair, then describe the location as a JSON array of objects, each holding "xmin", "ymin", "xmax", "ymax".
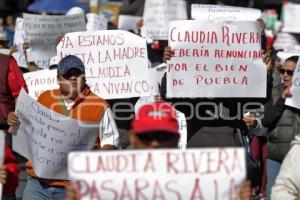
[{"xmin": 286, "ymin": 56, "xmax": 299, "ymax": 64}]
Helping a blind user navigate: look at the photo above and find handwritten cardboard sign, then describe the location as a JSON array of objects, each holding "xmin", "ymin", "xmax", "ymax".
[
  {"xmin": 23, "ymin": 69, "xmax": 59, "ymax": 100},
  {"xmin": 13, "ymin": 89, "xmax": 99, "ymax": 179},
  {"xmin": 0, "ymin": 132, "xmax": 4, "ymax": 199},
  {"xmin": 286, "ymin": 59, "xmax": 300, "ymax": 109},
  {"xmin": 282, "ymin": 2, "xmax": 300, "ymax": 33},
  {"xmin": 191, "ymin": 4, "xmax": 261, "ymax": 21},
  {"xmin": 167, "ymin": 20, "xmax": 266, "ymax": 98},
  {"xmin": 57, "ymin": 30, "xmax": 150, "ymax": 99},
  {"xmin": 69, "ymin": 148, "xmax": 246, "ymax": 200},
  {"xmin": 273, "ymin": 33, "xmax": 299, "ymax": 51},
  {"xmin": 86, "ymin": 13, "xmax": 107, "ymax": 31},
  {"xmin": 118, "ymin": 15, "xmax": 142, "ymax": 33},
  {"xmin": 23, "ymin": 13, "xmax": 86, "ymax": 61},
  {"xmin": 141, "ymin": 0, "xmax": 187, "ymax": 40},
  {"xmin": 13, "ymin": 17, "xmax": 27, "ymax": 68}
]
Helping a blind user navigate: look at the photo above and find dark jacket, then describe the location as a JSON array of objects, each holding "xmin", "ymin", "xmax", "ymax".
[
  {"xmin": 262, "ymin": 84, "xmax": 300, "ymax": 162},
  {"xmin": 160, "ymin": 73, "xmax": 273, "ymax": 147}
]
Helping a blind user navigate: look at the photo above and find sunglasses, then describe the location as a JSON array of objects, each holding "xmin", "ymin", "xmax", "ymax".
[
  {"xmin": 279, "ymin": 69, "xmax": 294, "ymax": 76},
  {"xmin": 137, "ymin": 132, "xmax": 178, "ymax": 144},
  {"xmin": 62, "ymin": 69, "xmax": 84, "ymax": 79}
]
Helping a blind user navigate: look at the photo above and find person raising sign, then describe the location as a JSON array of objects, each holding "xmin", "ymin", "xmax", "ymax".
[{"xmin": 7, "ymin": 55, "xmax": 120, "ymax": 200}]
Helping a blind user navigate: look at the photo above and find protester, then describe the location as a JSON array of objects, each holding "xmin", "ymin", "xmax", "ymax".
[
  {"xmin": 0, "ymin": 31, "xmax": 27, "ymax": 146},
  {"xmin": 243, "ymin": 109, "xmax": 268, "ymax": 198},
  {"xmin": 129, "ymin": 102, "xmax": 180, "ymax": 148},
  {"xmin": 271, "ymin": 135, "xmax": 300, "ymax": 200},
  {"xmin": 261, "ymin": 55, "xmax": 300, "ymax": 197},
  {"xmin": 5, "ymin": 15, "xmax": 15, "ymax": 48},
  {"xmin": 7, "ymin": 55, "xmax": 120, "ymax": 199},
  {"xmin": 0, "ymin": 143, "xmax": 20, "ymax": 199}
]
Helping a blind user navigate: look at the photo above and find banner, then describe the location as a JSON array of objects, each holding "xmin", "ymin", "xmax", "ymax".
[
  {"xmin": 0, "ymin": 132, "xmax": 4, "ymax": 199},
  {"xmin": 282, "ymin": 2, "xmax": 300, "ymax": 33},
  {"xmin": 57, "ymin": 30, "xmax": 150, "ymax": 99},
  {"xmin": 191, "ymin": 4, "xmax": 261, "ymax": 21},
  {"xmin": 167, "ymin": 20, "xmax": 266, "ymax": 98},
  {"xmin": 118, "ymin": 15, "xmax": 142, "ymax": 33},
  {"xmin": 13, "ymin": 89, "xmax": 99, "ymax": 179},
  {"xmin": 69, "ymin": 148, "xmax": 246, "ymax": 200},
  {"xmin": 23, "ymin": 69, "xmax": 59, "ymax": 100},
  {"xmin": 286, "ymin": 59, "xmax": 300, "ymax": 109},
  {"xmin": 13, "ymin": 17, "xmax": 27, "ymax": 68},
  {"xmin": 141, "ymin": 0, "xmax": 187, "ymax": 40},
  {"xmin": 86, "ymin": 13, "xmax": 107, "ymax": 31},
  {"xmin": 23, "ymin": 13, "xmax": 86, "ymax": 61}
]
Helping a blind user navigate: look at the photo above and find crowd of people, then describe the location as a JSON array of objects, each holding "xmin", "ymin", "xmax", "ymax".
[{"xmin": 1, "ymin": 1, "xmax": 300, "ymax": 200}]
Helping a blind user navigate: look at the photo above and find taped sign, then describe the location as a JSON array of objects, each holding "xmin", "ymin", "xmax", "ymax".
[
  {"xmin": 191, "ymin": 4, "xmax": 261, "ymax": 21},
  {"xmin": 68, "ymin": 148, "xmax": 246, "ymax": 200}
]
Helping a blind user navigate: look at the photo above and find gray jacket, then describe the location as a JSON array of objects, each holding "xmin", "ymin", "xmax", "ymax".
[{"xmin": 262, "ymin": 84, "xmax": 300, "ymax": 162}]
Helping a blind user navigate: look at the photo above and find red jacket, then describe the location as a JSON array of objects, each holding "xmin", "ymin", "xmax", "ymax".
[{"xmin": 3, "ymin": 143, "xmax": 19, "ymax": 196}]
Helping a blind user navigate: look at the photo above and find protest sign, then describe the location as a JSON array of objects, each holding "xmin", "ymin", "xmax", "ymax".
[
  {"xmin": 277, "ymin": 51, "xmax": 300, "ymax": 64},
  {"xmin": 0, "ymin": 132, "xmax": 4, "ymax": 199},
  {"xmin": 282, "ymin": 2, "xmax": 300, "ymax": 33},
  {"xmin": 13, "ymin": 89, "xmax": 99, "ymax": 179},
  {"xmin": 86, "ymin": 13, "xmax": 107, "ymax": 31},
  {"xmin": 23, "ymin": 69, "xmax": 59, "ymax": 100},
  {"xmin": 69, "ymin": 148, "xmax": 246, "ymax": 200},
  {"xmin": 57, "ymin": 30, "xmax": 150, "ymax": 99},
  {"xmin": 118, "ymin": 15, "xmax": 142, "ymax": 33},
  {"xmin": 13, "ymin": 17, "xmax": 27, "ymax": 68},
  {"xmin": 273, "ymin": 33, "xmax": 299, "ymax": 51},
  {"xmin": 0, "ymin": 49, "xmax": 10, "ymax": 55},
  {"xmin": 23, "ymin": 13, "xmax": 86, "ymax": 61},
  {"xmin": 141, "ymin": 0, "xmax": 187, "ymax": 40},
  {"xmin": 285, "ymin": 59, "xmax": 300, "ymax": 109},
  {"xmin": 167, "ymin": 20, "xmax": 266, "ymax": 98},
  {"xmin": 191, "ymin": 4, "xmax": 261, "ymax": 21}
]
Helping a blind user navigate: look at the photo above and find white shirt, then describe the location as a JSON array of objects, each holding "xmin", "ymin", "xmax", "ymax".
[{"xmin": 63, "ymin": 100, "xmax": 120, "ymax": 149}]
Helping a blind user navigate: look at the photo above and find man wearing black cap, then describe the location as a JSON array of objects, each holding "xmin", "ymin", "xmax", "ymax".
[{"xmin": 7, "ymin": 55, "xmax": 120, "ymax": 200}]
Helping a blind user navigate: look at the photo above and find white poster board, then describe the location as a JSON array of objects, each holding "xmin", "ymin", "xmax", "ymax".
[
  {"xmin": 13, "ymin": 89, "xmax": 99, "ymax": 179},
  {"xmin": 23, "ymin": 69, "xmax": 59, "ymax": 100},
  {"xmin": 118, "ymin": 15, "xmax": 142, "ymax": 33},
  {"xmin": 13, "ymin": 17, "xmax": 27, "ymax": 68},
  {"xmin": 0, "ymin": 132, "xmax": 4, "ymax": 199},
  {"xmin": 86, "ymin": 13, "xmax": 107, "ymax": 31},
  {"xmin": 167, "ymin": 20, "xmax": 266, "ymax": 98},
  {"xmin": 57, "ymin": 30, "xmax": 150, "ymax": 99},
  {"xmin": 23, "ymin": 13, "xmax": 86, "ymax": 61},
  {"xmin": 286, "ymin": 59, "xmax": 300, "ymax": 109},
  {"xmin": 277, "ymin": 51, "xmax": 300, "ymax": 64},
  {"xmin": 273, "ymin": 33, "xmax": 299, "ymax": 51},
  {"xmin": 282, "ymin": 2, "xmax": 300, "ymax": 33},
  {"xmin": 141, "ymin": 0, "xmax": 187, "ymax": 40},
  {"xmin": 0, "ymin": 49, "xmax": 10, "ymax": 55},
  {"xmin": 69, "ymin": 148, "xmax": 246, "ymax": 200},
  {"xmin": 191, "ymin": 4, "xmax": 261, "ymax": 21}
]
